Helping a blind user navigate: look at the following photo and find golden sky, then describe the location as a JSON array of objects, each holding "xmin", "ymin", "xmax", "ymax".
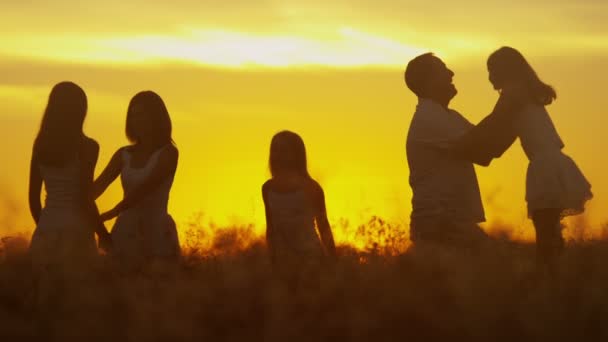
[{"xmin": 1, "ymin": 0, "xmax": 607, "ymax": 243}]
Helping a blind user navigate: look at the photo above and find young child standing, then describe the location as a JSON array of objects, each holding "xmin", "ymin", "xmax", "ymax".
[{"xmin": 262, "ymin": 131, "xmax": 336, "ymax": 289}]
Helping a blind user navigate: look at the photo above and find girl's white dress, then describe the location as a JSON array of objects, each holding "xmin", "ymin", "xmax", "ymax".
[
  {"xmin": 266, "ymin": 190, "xmax": 326, "ymax": 282},
  {"xmin": 518, "ymin": 104, "xmax": 592, "ymax": 217},
  {"xmin": 110, "ymin": 146, "xmax": 180, "ymax": 269},
  {"xmin": 267, "ymin": 190, "xmax": 324, "ymax": 258},
  {"xmin": 29, "ymin": 157, "xmax": 98, "ymax": 272}
]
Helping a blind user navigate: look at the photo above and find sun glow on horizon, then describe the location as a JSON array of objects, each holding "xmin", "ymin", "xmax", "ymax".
[{"xmin": 0, "ymin": 28, "xmax": 434, "ymax": 68}]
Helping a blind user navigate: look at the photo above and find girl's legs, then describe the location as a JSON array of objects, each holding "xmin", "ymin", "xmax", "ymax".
[{"xmin": 531, "ymin": 208, "xmax": 564, "ymax": 276}]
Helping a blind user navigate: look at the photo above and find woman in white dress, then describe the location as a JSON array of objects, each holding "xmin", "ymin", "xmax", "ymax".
[
  {"xmin": 94, "ymin": 91, "xmax": 180, "ymax": 271},
  {"xmin": 28, "ymin": 82, "xmax": 111, "ymax": 280},
  {"xmin": 262, "ymin": 131, "xmax": 337, "ymax": 290},
  {"xmin": 487, "ymin": 47, "xmax": 593, "ymax": 274}
]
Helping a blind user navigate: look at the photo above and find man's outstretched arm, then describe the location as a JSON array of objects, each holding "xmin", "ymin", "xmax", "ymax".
[{"xmin": 446, "ymin": 89, "xmax": 526, "ymax": 166}]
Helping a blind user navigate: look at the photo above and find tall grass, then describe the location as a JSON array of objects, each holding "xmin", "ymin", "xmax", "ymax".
[{"xmin": 1, "ymin": 220, "xmax": 608, "ymax": 341}]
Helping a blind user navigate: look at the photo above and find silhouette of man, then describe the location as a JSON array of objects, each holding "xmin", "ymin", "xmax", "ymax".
[{"xmin": 404, "ymin": 53, "xmax": 520, "ymax": 248}]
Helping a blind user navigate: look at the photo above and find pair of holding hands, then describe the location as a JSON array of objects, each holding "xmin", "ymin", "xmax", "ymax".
[{"xmin": 96, "ymin": 211, "xmax": 117, "ymax": 252}]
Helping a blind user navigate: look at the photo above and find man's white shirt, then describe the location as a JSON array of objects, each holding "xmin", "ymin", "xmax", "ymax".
[{"xmin": 406, "ymin": 98, "xmax": 485, "ymax": 226}]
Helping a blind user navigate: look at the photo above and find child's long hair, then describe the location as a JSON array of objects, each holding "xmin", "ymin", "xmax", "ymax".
[
  {"xmin": 34, "ymin": 81, "xmax": 87, "ymax": 166},
  {"xmin": 269, "ymin": 131, "xmax": 310, "ymax": 178},
  {"xmin": 488, "ymin": 46, "xmax": 557, "ymax": 105},
  {"xmin": 125, "ymin": 91, "xmax": 174, "ymax": 145}
]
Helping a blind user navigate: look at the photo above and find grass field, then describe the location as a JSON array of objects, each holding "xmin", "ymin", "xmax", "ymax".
[{"xmin": 1, "ymin": 220, "xmax": 608, "ymax": 341}]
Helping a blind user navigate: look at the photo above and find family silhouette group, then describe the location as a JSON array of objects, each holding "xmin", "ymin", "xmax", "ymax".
[{"xmin": 27, "ymin": 46, "xmax": 592, "ymax": 287}]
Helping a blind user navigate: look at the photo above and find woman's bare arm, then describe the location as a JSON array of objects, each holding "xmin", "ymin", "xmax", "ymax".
[
  {"xmin": 312, "ymin": 182, "xmax": 337, "ymax": 258},
  {"xmin": 262, "ymin": 182, "xmax": 277, "ymax": 263},
  {"xmin": 100, "ymin": 145, "xmax": 178, "ymax": 221},
  {"xmin": 92, "ymin": 148, "xmax": 123, "ymax": 200},
  {"xmin": 79, "ymin": 138, "xmax": 111, "ymax": 248},
  {"xmin": 28, "ymin": 149, "xmax": 42, "ymax": 224}
]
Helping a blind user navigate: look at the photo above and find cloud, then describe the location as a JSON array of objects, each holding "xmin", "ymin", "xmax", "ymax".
[
  {"xmin": 3, "ymin": 0, "xmax": 606, "ymax": 41},
  {"xmin": 1, "ymin": 0, "xmax": 284, "ymax": 34}
]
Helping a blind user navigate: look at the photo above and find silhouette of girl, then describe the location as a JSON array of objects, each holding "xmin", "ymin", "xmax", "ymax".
[
  {"xmin": 262, "ymin": 131, "xmax": 336, "ymax": 289},
  {"xmin": 94, "ymin": 91, "xmax": 180, "ymax": 270},
  {"xmin": 29, "ymin": 82, "xmax": 111, "ymax": 277},
  {"xmin": 487, "ymin": 47, "xmax": 592, "ymax": 274}
]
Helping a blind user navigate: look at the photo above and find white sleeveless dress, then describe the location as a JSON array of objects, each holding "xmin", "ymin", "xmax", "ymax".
[
  {"xmin": 110, "ymin": 146, "xmax": 180, "ymax": 269},
  {"xmin": 29, "ymin": 158, "xmax": 98, "ymax": 272},
  {"xmin": 266, "ymin": 190, "xmax": 324, "ymax": 263},
  {"xmin": 518, "ymin": 105, "xmax": 592, "ymax": 217}
]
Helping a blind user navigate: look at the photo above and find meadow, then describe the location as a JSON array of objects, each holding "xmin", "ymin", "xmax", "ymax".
[{"xmin": 1, "ymin": 219, "xmax": 608, "ymax": 341}]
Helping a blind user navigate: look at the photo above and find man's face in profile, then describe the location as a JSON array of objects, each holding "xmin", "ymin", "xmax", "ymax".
[{"xmin": 426, "ymin": 56, "xmax": 457, "ymax": 103}]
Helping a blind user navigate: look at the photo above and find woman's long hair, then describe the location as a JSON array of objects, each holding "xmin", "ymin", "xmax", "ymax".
[
  {"xmin": 269, "ymin": 131, "xmax": 310, "ymax": 179},
  {"xmin": 125, "ymin": 91, "xmax": 174, "ymax": 146},
  {"xmin": 488, "ymin": 46, "xmax": 557, "ymax": 105},
  {"xmin": 33, "ymin": 82, "xmax": 87, "ymax": 166}
]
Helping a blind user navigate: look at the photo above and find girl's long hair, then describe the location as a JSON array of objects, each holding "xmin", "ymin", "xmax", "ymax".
[
  {"xmin": 488, "ymin": 46, "xmax": 557, "ymax": 105},
  {"xmin": 33, "ymin": 81, "xmax": 87, "ymax": 166},
  {"xmin": 269, "ymin": 131, "xmax": 310, "ymax": 178}
]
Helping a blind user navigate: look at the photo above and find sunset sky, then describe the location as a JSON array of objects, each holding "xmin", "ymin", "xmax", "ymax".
[{"xmin": 1, "ymin": 0, "xmax": 607, "ymax": 243}]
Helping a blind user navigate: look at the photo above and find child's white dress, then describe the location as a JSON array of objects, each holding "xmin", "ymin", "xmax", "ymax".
[
  {"xmin": 518, "ymin": 104, "xmax": 592, "ymax": 216},
  {"xmin": 30, "ymin": 157, "xmax": 97, "ymax": 273},
  {"xmin": 111, "ymin": 146, "xmax": 180, "ymax": 269},
  {"xmin": 266, "ymin": 190, "xmax": 325, "ymax": 280}
]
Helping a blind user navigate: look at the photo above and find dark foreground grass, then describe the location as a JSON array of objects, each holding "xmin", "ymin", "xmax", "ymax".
[{"xmin": 1, "ymin": 228, "xmax": 608, "ymax": 341}]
